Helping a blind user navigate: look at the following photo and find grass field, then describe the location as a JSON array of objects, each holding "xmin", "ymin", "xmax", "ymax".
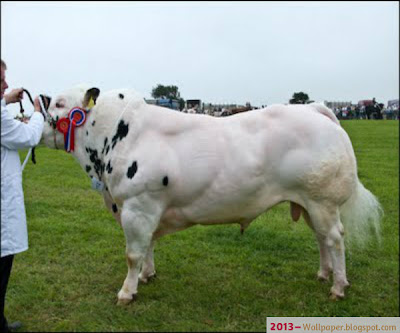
[{"xmin": 5, "ymin": 120, "xmax": 399, "ymax": 332}]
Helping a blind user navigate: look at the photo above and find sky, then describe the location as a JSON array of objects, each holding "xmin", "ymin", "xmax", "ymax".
[{"xmin": 1, "ymin": 1, "xmax": 399, "ymax": 115}]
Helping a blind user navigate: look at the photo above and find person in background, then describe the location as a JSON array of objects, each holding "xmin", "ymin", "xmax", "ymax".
[{"xmin": 0, "ymin": 59, "xmax": 44, "ymax": 332}]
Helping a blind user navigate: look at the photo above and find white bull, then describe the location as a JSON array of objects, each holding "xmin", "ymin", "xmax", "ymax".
[{"xmin": 42, "ymin": 85, "xmax": 382, "ymax": 304}]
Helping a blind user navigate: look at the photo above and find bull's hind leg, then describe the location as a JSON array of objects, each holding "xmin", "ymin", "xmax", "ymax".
[
  {"xmin": 117, "ymin": 198, "xmax": 162, "ymax": 305},
  {"xmin": 306, "ymin": 203, "xmax": 350, "ymax": 299},
  {"xmin": 302, "ymin": 209, "xmax": 332, "ymax": 281},
  {"xmin": 316, "ymin": 234, "xmax": 333, "ymax": 282},
  {"xmin": 326, "ymin": 220, "xmax": 350, "ymax": 300}
]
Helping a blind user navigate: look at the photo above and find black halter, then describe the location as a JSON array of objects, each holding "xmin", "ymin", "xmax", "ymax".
[
  {"xmin": 19, "ymin": 89, "xmax": 54, "ymax": 120},
  {"xmin": 18, "ymin": 88, "xmax": 53, "ymax": 164}
]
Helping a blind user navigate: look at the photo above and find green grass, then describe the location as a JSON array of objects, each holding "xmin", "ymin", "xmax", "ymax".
[{"xmin": 5, "ymin": 120, "xmax": 399, "ymax": 331}]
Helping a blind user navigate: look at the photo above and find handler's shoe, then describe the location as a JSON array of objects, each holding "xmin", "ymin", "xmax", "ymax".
[{"xmin": 7, "ymin": 321, "xmax": 22, "ymax": 331}]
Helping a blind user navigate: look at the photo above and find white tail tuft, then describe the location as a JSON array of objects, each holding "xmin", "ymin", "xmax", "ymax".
[{"xmin": 340, "ymin": 180, "xmax": 383, "ymax": 247}]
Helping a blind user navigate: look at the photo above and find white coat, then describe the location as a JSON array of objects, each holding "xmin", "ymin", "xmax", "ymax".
[{"xmin": 1, "ymin": 99, "xmax": 44, "ymax": 257}]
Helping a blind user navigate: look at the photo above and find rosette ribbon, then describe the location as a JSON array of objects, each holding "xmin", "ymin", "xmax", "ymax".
[{"xmin": 56, "ymin": 107, "xmax": 88, "ymax": 152}]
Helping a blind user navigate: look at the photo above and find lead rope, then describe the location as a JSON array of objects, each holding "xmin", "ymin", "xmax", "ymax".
[{"xmin": 19, "ymin": 89, "xmax": 51, "ymax": 171}]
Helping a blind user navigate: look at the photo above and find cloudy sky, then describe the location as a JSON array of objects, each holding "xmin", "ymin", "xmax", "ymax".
[{"xmin": 1, "ymin": 1, "xmax": 398, "ymax": 114}]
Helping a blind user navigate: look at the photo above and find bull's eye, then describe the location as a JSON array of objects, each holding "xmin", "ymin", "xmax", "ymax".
[{"xmin": 55, "ymin": 102, "xmax": 64, "ymax": 108}]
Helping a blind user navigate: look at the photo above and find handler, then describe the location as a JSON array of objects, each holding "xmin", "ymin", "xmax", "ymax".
[{"xmin": 0, "ymin": 59, "xmax": 44, "ymax": 332}]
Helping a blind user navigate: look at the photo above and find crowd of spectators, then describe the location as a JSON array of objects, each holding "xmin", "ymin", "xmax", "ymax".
[{"xmin": 333, "ymin": 98, "xmax": 399, "ymax": 120}]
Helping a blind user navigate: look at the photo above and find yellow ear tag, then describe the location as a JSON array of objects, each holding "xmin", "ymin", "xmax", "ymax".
[{"xmin": 87, "ymin": 98, "xmax": 95, "ymax": 109}]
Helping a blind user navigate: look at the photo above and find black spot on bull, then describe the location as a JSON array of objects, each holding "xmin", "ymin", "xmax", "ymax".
[
  {"xmin": 101, "ymin": 137, "xmax": 109, "ymax": 155},
  {"xmin": 87, "ymin": 148, "xmax": 105, "ymax": 179},
  {"xmin": 163, "ymin": 176, "xmax": 169, "ymax": 186},
  {"xmin": 85, "ymin": 165, "xmax": 91, "ymax": 173},
  {"xmin": 111, "ymin": 120, "xmax": 129, "ymax": 149},
  {"xmin": 106, "ymin": 160, "xmax": 113, "ymax": 174},
  {"xmin": 112, "ymin": 204, "xmax": 118, "ymax": 213},
  {"xmin": 127, "ymin": 161, "xmax": 138, "ymax": 179},
  {"xmin": 92, "ymin": 121, "xmax": 96, "ymax": 126},
  {"xmin": 119, "ymin": 93, "xmax": 124, "ymax": 99}
]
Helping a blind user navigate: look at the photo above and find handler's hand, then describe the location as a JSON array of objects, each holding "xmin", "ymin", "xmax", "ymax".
[
  {"xmin": 33, "ymin": 97, "xmax": 41, "ymax": 112},
  {"xmin": 4, "ymin": 88, "xmax": 24, "ymax": 105}
]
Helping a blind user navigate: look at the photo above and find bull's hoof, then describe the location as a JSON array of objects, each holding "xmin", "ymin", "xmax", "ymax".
[
  {"xmin": 117, "ymin": 292, "xmax": 137, "ymax": 305},
  {"xmin": 329, "ymin": 292, "xmax": 344, "ymax": 301},
  {"xmin": 139, "ymin": 272, "xmax": 156, "ymax": 284},
  {"xmin": 329, "ymin": 288, "xmax": 345, "ymax": 301},
  {"xmin": 317, "ymin": 273, "xmax": 330, "ymax": 283}
]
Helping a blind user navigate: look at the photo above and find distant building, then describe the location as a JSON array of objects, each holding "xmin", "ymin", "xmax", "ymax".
[{"xmin": 324, "ymin": 101, "xmax": 352, "ymax": 109}]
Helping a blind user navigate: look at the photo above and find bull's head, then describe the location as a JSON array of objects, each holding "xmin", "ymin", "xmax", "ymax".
[{"xmin": 42, "ymin": 85, "xmax": 100, "ymax": 150}]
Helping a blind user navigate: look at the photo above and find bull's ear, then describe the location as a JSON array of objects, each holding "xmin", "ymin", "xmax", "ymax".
[{"xmin": 83, "ymin": 87, "xmax": 100, "ymax": 109}]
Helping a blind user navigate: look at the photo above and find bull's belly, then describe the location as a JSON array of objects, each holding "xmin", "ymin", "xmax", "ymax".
[{"xmin": 162, "ymin": 184, "xmax": 286, "ymax": 227}]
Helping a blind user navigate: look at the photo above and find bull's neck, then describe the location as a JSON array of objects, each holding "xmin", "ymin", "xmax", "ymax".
[
  {"xmin": 69, "ymin": 100, "xmax": 142, "ymax": 183},
  {"xmin": 71, "ymin": 109, "xmax": 119, "ymax": 182}
]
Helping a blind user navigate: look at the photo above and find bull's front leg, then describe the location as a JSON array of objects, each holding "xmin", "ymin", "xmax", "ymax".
[
  {"xmin": 138, "ymin": 222, "xmax": 192, "ymax": 285},
  {"xmin": 139, "ymin": 241, "xmax": 156, "ymax": 284},
  {"xmin": 117, "ymin": 198, "xmax": 162, "ymax": 305},
  {"xmin": 103, "ymin": 190, "xmax": 122, "ymax": 226}
]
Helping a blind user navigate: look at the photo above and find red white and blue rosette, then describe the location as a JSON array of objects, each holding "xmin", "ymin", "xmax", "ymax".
[{"xmin": 56, "ymin": 107, "xmax": 88, "ymax": 152}]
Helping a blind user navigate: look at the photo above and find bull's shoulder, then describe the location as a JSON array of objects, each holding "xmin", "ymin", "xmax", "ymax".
[{"xmin": 103, "ymin": 134, "xmax": 178, "ymax": 202}]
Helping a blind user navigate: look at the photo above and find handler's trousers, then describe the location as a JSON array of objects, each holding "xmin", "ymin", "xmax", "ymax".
[{"xmin": 0, "ymin": 255, "xmax": 14, "ymax": 333}]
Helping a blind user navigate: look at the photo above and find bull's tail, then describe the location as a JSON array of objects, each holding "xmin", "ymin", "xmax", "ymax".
[
  {"xmin": 309, "ymin": 103, "xmax": 340, "ymax": 125},
  {"xmin": 340, "ymin": 179, "xmax": 383, "ymax": 247}
]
